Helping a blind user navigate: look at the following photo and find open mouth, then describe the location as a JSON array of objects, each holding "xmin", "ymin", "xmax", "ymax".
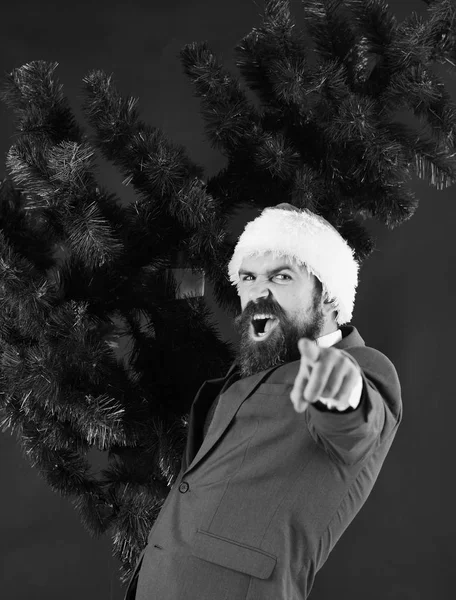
[{"xmin": 250, "ymin": 314, "xmax": 279, "ymax": 341}]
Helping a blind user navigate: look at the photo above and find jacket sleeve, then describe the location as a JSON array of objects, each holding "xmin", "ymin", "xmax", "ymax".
[{"xmin": 305, "ymin": 346, "xmax": 402, "ymax": 466}]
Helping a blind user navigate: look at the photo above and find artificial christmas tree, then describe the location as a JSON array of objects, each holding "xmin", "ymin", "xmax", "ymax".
[{"xmin": 1, "ymin": 0, "xmax": 456, "ymax": 586}]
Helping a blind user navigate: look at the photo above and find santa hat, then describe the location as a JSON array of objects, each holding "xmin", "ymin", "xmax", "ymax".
[{"xmin": 227, "ymin": 204, "xmax": 359, "ymax": 325}]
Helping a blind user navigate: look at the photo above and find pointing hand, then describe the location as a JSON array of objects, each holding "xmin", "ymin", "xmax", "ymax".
[{"xmin": 290, "ymin": 338, "xmax": 362, "ymax": 413}]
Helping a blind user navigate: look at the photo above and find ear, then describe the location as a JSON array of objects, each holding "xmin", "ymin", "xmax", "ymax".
[{"xmin": 321, "ymin": 294, "xmax": 338, "ymax": 321}]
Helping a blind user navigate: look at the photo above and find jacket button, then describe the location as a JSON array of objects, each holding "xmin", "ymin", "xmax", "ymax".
[{"xmin": 179, "ymin": 481, "xmax": 189, "ymax": 493}]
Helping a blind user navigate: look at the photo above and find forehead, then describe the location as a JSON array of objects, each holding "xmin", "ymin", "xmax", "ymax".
[{"xmin": 239, "ymin": 252, "xmax": 307, "ymax": 274}]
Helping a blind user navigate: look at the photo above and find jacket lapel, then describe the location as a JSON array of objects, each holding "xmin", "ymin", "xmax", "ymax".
[
  {"xmin": 183, "ymin": 363, "xmax": 281, "ymax": 476},
  {"xmin": 183, "ymin": 361, "xmax": 239, "ymax": 470},
  {"xmin": 183, "ymin": 377, "xmax": 226, "ymax": 472}
]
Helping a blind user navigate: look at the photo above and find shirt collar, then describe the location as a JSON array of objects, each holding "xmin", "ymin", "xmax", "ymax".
[{"xmin": 316, "ymin": 328, "xmax": 342, "ymax": 348}]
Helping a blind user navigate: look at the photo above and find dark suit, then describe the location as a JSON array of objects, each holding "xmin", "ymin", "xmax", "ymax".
[{"xmin": 125, "ymin": 325, "xmax": 402, "ymax": 599}]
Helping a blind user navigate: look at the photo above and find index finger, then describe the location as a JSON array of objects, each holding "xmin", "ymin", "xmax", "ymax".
[
  {"xmin": 290, "ymin": 342, "xmax": 317, "ymax": 407},
  {"xmin": 298, "ymin": 338, "xmax": 320, "ymax": 363}
]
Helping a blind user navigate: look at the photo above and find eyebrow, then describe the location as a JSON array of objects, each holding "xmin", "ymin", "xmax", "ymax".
[{"xmin": 238, "ymin": 265, "xmax": 296, "ymax": 277}]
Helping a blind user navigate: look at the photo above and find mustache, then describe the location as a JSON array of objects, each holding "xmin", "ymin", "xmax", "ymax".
[{"xmin": 234, "ymin": 298, "xmax": 287, "ymax": 329}]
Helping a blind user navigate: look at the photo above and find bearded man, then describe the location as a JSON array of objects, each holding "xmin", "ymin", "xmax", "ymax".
[{"xmin": 125, "ymin": 204, "xmax": 402, "ymax": 600}]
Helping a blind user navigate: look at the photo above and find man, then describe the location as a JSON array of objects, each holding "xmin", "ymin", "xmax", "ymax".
[{"xmin": 125, "ymin": 204, "xmax": 402, "ymax": 600}]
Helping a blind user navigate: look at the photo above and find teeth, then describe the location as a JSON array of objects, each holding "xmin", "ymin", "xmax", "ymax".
[{"xmin": 251, "ymin": 313, "xmax": 279, "ymax": 339}]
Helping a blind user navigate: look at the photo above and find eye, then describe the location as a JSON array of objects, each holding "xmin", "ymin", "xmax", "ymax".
[
  {"xmin": 274, "ymin": 273, "xmax": 292, "ymax": 281},
  {"xmin": 240, "ymin": 275, "xmax": 254, "ymax": 282}
]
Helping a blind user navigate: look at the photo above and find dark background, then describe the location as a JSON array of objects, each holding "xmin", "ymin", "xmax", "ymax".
[{"xmin": 0, "ymin": 1, "xmax": 454, "ymax": 598}]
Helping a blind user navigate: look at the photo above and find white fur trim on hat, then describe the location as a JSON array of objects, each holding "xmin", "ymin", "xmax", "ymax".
[{"xmin": 227, "ymin": 207, "xmax": 359, "ymax": 325}]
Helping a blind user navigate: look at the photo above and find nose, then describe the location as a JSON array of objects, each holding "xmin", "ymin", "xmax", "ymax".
[{"xmin": 249, "ymin": 280, "xmax": 272, "ymax": 303}]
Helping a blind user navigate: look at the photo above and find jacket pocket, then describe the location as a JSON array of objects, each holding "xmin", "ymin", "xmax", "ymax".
[{"xmin": 191, "ymin": 529, "xmax": 277, "ymax": 580}]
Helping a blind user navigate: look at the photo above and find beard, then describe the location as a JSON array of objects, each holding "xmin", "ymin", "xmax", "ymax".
[{"xmin": 233, "ymin": 294, "xmax": 325, "ymax": 379}]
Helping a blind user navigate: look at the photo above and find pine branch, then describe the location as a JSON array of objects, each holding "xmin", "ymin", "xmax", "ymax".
[
  {"xmin": 82, "ymin": 69, "xmax": 227, "ymax": 272},
  {"xmin": 302, "ymin": 0, "xmax": 360, "ymax": 65},
  {"xmin": 2, "ymin": 63, "xmax": 127, "ymax": 276},
  {"xmin": 83, "ymin": 70, "xmax": 203, "ymax": 192},
  {"xmin": 83, "ymin": 67, "xmax": 240, "ymax": 315},
  {"xmin": 235, "ymin": 0, "xmax": 308, "ymax": 107},
  {"xmin": 0, "ymin": 61, "xmax": 82, "ymax": 143},
  {"xmin": 180, "ymin": 42, "xmax": 261, "ymax": 157},
  {"xmin": 251, "ymin": 130, "xmax": 300, "ymax": 178},
  {"xmin": 346, "ymin": 0, "xmax": 397, "ymax": 53},
  {"xmin": 381, "ymin": 63, "xmax": 456, "ymax": 148},
  {"xmin": 425, "ymin": 0, "xmax": 456, "ymax": 64},
  {"xmin": 344, "ymin": 0, "xmax": 399, "ymax": 97},
  {"xmin": 385, "ymin": 120, "xmax": 456, "ymax": 189}
]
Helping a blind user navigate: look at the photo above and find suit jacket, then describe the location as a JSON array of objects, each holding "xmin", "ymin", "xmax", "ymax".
[{"xmin": 124, "ymin": 326, "xmax": 402, "ymax": 600}]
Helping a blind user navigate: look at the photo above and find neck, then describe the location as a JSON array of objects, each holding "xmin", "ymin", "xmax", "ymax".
[{"xmin": 319, "ymin": 321, "xmax": 338, "ymax": 337}]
